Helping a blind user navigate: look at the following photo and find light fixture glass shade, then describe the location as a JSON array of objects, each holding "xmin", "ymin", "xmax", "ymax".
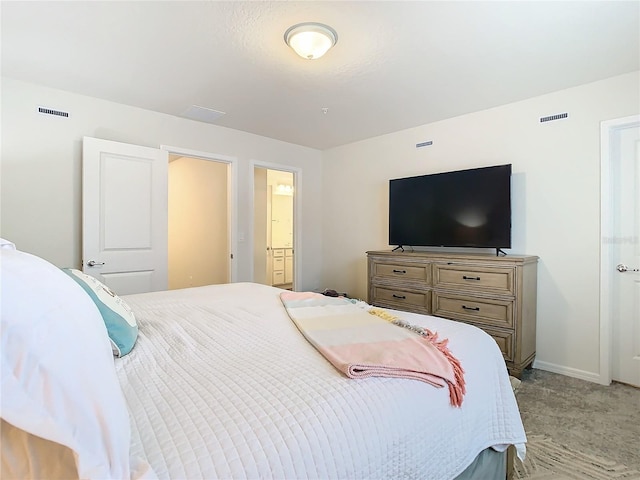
[{"xmin": 284, "ymin": 22, "xmax": 338, "ymax": 60}]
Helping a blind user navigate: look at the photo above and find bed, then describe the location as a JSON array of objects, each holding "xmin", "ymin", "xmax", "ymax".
[{"xmin": 1, "ymin": 243, "xmax": 526, "ymax": 480}]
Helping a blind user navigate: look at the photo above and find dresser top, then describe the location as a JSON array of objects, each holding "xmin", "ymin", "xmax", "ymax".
[{"xmin": 366, "ymin": 250, "xmax": 538, "ymax": 264}]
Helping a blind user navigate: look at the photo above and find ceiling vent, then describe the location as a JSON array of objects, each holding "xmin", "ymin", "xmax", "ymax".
[
  {"xmin": 540, "ymin": 112, "xmax": 568, "ymax": 123},
  {"xmin": 38, "ymin": 106, "xmax": 69, "ymax": 118},
  {"xmin": 181, "ymin": 105, "xmax": 226, "ymax": 124},
  {"xmin": 416, "ymin": 140, "xmax": 433, "ymax": 148}
]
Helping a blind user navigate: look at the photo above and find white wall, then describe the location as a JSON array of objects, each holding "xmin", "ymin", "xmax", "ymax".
[
  {"xmin": 0, "ymin": 78, "xmax": 324, "ymax": 291},
  {"xmin": 321, "ymin": 71, "xmax": 640, "ymax": 380}
]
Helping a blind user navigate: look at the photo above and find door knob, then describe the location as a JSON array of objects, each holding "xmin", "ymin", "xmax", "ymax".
[
  {"xmin": 87, "ymin": 260, "xmax": 105, "ymax": 267},
  {"xmin": 616, "ymin": 264, "xmax": 639, "ymax": 273}
]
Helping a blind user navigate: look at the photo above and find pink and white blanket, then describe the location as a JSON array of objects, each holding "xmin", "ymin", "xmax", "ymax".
[{"xmin": 280, "ymin": 291, "xmax": 465, "ymax": 407}]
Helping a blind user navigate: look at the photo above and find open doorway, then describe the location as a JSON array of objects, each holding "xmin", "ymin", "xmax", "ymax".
[
  {"xmin": 253, "ymin": 167, "xmax": 295, "ymax": 290},
  {"xmin": 168, "ymin": 154, "xmax": 230, "ymax": 289}
]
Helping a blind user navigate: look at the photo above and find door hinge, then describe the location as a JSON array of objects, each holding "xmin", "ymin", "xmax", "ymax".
[{"xmin": 230, "ymin": 253, "xmax": 234, "ymax": 260}]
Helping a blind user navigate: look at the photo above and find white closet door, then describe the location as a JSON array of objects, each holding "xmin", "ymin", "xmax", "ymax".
[{"xmin": 611, "ymin": 121, "xmax": 640, "ymax": 387}]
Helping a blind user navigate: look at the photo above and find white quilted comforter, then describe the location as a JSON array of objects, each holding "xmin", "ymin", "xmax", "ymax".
[{"xmin": 116, "ymin": 282, "xmax": 525, "ymax": 480}]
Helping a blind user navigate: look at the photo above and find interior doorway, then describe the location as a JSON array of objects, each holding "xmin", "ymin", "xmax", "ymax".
[
  {"xmin": 253, "ymin": 166, "xmax": 296, "ymax": 290},
  {"xmin": 168, "ymin": 154, "xmax": 231, "ymax": 289}
]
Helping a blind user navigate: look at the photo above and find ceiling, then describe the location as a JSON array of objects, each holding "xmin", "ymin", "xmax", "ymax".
[{"xmin": 2, "ymin": 1, "xmax": 639, "ymax": 150}]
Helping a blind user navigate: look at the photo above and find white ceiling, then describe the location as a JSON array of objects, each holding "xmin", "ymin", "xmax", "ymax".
[{"xmin": 2, "ymin": 1, "xmax": 639, "ymax": 150}]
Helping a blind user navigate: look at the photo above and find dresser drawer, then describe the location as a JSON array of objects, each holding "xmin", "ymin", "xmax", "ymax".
[
  {"xmin": 432, "ymin": 293, "xmax": 514, "ymax": 329},
  {"xmin": 482, "ymin": 327, "xmax": 514, "ymax": 362},
  {"xmin": 372, "ymin": 287, "xmax": 430, "ymax": 310},
  {"xmin": 433, "ymin": 264, "xmax": 514, "ymax": 295},
  {"xmin": 273, "ymin": 257, "xmax": 284, "ymax": 270},
  {"xmin": 374, "ymin": 263, "xmax": 430, "ymax": 282}
]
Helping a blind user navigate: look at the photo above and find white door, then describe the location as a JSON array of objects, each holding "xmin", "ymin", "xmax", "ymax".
[
  {"xmin": 609, "ymin": 119, "xmax": 640, "ymax": 387},
  {"xmin": 266, "ymin": 184, "xmax": 274, "ymax": 284},
  {"xmin": 83, "ymin": 137, "xmax": 168, "ymax": 295},
  {"xmin": 253, "ymin": 167, "xmax": 269, "ymax": 285}
]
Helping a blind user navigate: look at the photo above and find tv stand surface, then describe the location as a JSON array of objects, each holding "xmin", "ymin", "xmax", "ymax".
[{"xmin": 366, "ymin": 250, "xmax": 538, "ymax": 378}]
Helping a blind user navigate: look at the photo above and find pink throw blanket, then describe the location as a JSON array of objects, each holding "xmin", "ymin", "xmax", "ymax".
[{"xmin": 280, "ymin": 291, "xmax": 465, "ymax": 407}]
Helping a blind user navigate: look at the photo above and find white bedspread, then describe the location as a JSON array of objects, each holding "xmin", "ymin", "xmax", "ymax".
[{"xmin": 116, "ymin": 282, "xmax": 525, "ymax": 480}]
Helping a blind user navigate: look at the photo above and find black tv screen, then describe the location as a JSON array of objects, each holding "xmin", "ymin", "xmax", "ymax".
[{"xmin": 389, "ymin": 164, "xmax": 511, "ymax": 249}]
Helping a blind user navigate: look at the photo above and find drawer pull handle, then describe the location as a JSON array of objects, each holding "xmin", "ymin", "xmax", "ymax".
[
  {"xmin": 462, "ymin": 305, "xmax": 480, "ymax": 311},
  {"xmin": 463, "ymin": 275, "xmax": 481, "ymax": 281},
  {"xmin": 392, "ymin": 294, "xmax": 406, "ymax": 300},
  {"xmin": 392, "ymin": 269, "xmax": 407, "ymax": 274}
]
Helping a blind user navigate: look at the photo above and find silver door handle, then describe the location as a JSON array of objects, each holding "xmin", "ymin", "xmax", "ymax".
[
  {"xmin": 616, "ymin": 264, "xmax": 639, "ymax": 273},
  {"xmin": 87, "ymin": 260, "xmax": 105, "ymax": 267}
]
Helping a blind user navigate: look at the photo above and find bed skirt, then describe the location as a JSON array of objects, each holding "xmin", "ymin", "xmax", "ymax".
[{"xmin": 455, "ymin": 446, "xmax": 511, "ymax": 480}]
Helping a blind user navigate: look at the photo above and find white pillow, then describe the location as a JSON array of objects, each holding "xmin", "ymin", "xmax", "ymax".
[
  {"xmin": 0, "ymin": 248, "xmax": 137, "ymax": 479},
  {"xmin": 61, "ymin": 268, "xmax": 138, "ymax": 357}
]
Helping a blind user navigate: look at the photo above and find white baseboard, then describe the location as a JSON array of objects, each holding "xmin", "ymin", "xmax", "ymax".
[{"xmin": 532, "ymin": 360, "xmax": 609, "ymax": 385}]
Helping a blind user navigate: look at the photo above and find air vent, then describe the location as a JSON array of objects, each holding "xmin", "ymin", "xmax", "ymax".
[
  {"xmin": 181, "ymin": 105, "xmax": 226, "ymax": 124},
  {"xmin": 416, "ymin": 140, "xmax": 433, "ymax": 148},
  {"xmin": 540, "ymin": 112, "xmax": 568, "ymax": 123},
  {"xmin": 38, "ymin": 106, "xmax": 69, "ymax": 118}
]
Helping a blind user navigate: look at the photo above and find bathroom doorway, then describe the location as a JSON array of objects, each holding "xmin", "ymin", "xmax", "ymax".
[{"xmin": 253, "ymin": 166, "xmax": 296, "ymax": 290}]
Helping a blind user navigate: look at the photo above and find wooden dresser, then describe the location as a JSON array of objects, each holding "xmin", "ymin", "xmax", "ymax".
[{"xmin": 367, "ymin": 250, "xmax": 538, "ymax": 378}]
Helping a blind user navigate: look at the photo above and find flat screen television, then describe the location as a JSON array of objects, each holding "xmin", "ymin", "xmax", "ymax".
[{"xmin": 389, "ymin": 164, "xmax": 512, "ymax": 252}]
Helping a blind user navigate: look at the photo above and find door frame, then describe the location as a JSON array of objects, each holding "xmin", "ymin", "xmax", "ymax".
[
  {"xmin": 599, "ymin": 114, "xmax": 640, "ymax": 385},
  {"xmin": 249, "ymin": 160, "xmax": 302, "ymax": 291},
  {"xmin": 161, "ymin": 145, "xmax": 238, "ymax": 283}
]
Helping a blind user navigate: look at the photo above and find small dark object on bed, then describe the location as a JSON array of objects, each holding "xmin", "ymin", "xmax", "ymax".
[{"xmin": 322, "ymin": 289, "xmax": 347, "ymax": 297}]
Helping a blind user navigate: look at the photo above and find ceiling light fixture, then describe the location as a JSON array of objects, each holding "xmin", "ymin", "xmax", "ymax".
[
  {"xmin": 284, "ymin": 22, "xmax": 338, "ymax": 60},
  {"xmin": 275, "ymin": 184, "xmax": 294, "ymax": 196}
]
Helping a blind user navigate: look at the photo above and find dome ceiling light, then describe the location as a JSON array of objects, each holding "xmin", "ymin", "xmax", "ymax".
[{"xmin": 284, "ymin": 22, "xmax": 338, "ymax": 60}]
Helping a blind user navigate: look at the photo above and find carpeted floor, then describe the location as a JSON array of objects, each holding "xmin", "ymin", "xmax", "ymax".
[
  {"xmin": 515, "ymin": 434, "xmax": 640, "ymax": 479},
  {"xmin": 514, "ymin": 369, "xmax": 640, "ymax": 478}
]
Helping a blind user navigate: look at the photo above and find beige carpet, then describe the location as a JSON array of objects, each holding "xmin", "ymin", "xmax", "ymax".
[
  {"xmin": 514, "ymin": 435, "xmax": 640, "ymax": 479},
  {"xmin": 514, "ymin": 368, "xmax": 640, "ymax": 479}
]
